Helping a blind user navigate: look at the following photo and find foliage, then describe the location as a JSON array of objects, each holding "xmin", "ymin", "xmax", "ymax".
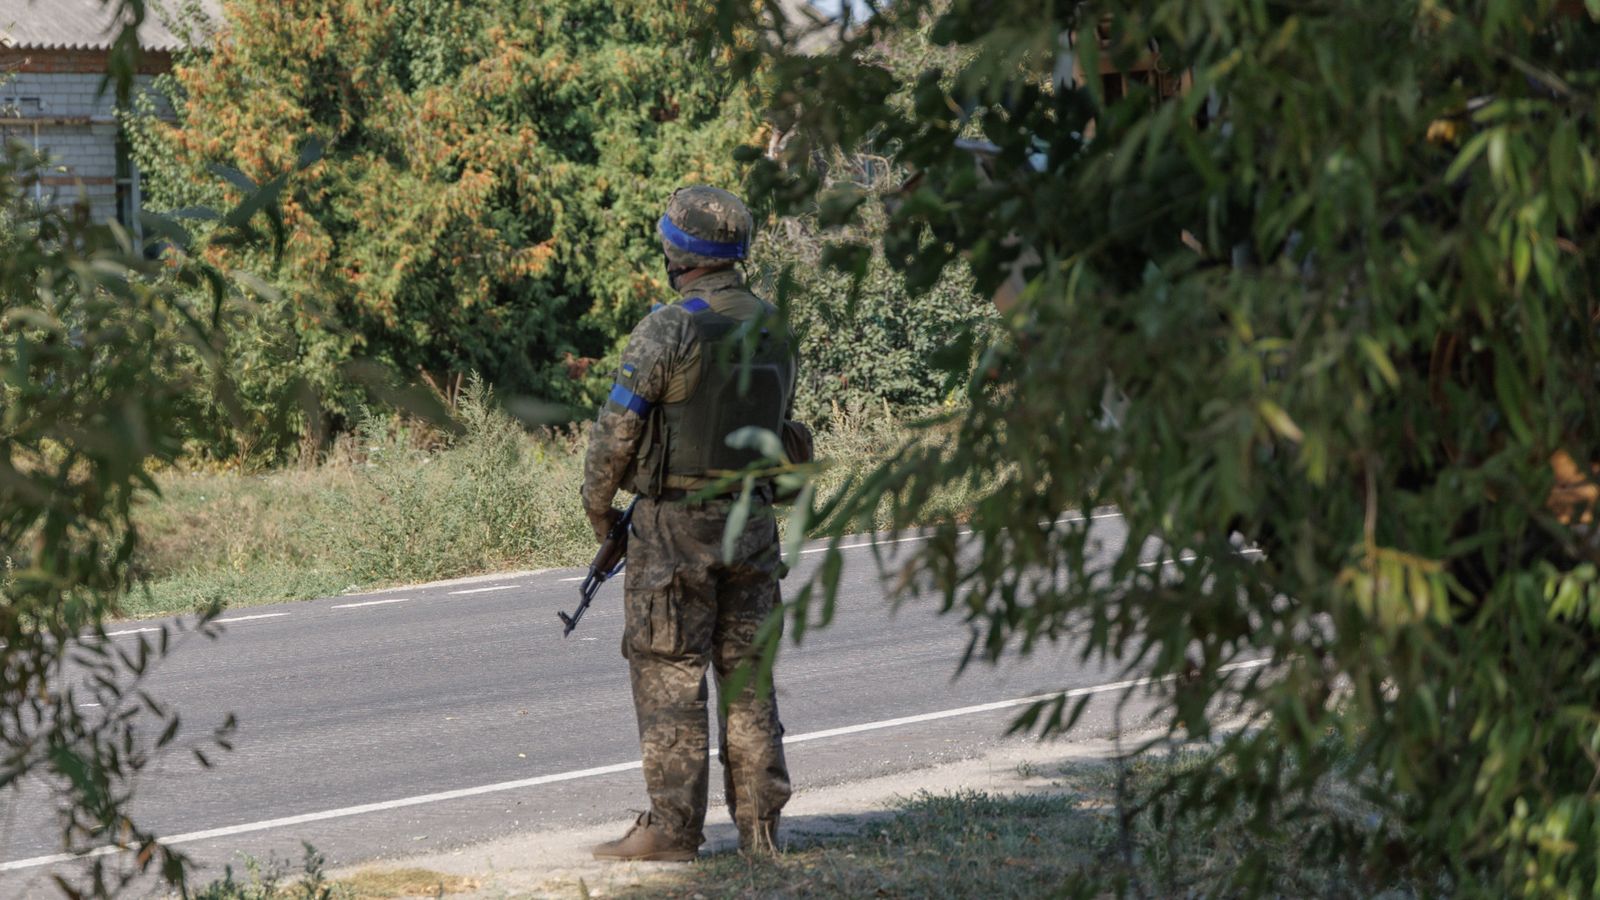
[
  {"xmin": 716, "ymin": 0, "xmax": 1600, "ymax": 895},
  {"xmin": 750, "ymin": 157, "xmax": 990, "ymax": 427},
  {"xmin": 0, "ymin": 3, "xmax": 311, "ymax": 893},
  {"xmin": 188, "ymin": 843, "xmax": 344, "ymax": 900},
  {"xmin": 0, "ymin": 142, "xmax": 211, "ymax": 896},
  {"xmin": 133, "ymin": 0, "xmax": 763, "ymax": 463}
]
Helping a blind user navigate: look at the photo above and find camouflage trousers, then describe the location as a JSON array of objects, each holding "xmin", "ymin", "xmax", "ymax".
[{"xmin": 621, "ymin": 495, "xmax": 792, "ymax": 848}]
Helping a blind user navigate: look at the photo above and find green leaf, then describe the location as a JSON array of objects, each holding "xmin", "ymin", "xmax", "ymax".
[
  {"xmin": 782, "ymin": 482, "xmax": 816, "ymax": 565},
  {"xmin": 725, "ymin": 426, "xmax": 785, "ymax": 461},
  {"xmin": 723, "ymin": 476, "xmax": 755, "ymax": 564},
  {"xmin": 1492, "ymin": 353, "xmax": 1535, "ymax": 445},
  {"xmin": 1512, "ymin": 237, "xmax": 1531, "ymax": 289},
  {"xmin": 1256, "ymin": 400, "xmax": 1304, "ymax": 443},
  {"xmin": 1445, "ymin": 130, "xmax": 1492, "ymax": 183},
  {"xmin": 1357, "ymin": 336, "xmax": 1400, "ymax": 389}
]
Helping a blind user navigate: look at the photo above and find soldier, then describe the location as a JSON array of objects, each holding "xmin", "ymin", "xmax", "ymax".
[{"xmin": 582, "ymin": 186, "xmax": 795, "ymax": 861}]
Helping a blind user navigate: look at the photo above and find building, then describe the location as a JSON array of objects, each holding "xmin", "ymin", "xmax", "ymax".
[{"xmin": 0, "ymin": 0, "xmax": 216, "ymax": 227}]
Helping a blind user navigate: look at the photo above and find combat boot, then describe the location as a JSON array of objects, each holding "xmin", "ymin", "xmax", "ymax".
[
  {"xmin": 591, "ymin": 812, "xmax": 699, "ymax": 862},
  {"xmin": 739, "ymin": 814, "xmax": 780, "ymax": 855}
]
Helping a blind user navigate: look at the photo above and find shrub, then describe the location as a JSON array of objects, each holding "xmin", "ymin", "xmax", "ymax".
[
  {"xmin": 0, "ymin": 4, "xmax": 303, "ymax": 887},
  {"xmin": 326, "ymin": 381, "xmax": 593, "ymax": 585}
]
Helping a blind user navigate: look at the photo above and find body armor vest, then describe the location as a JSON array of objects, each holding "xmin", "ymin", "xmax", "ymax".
[{"xmin": 631, "ymin": 302, "xmax": 795, "ymax": 496}]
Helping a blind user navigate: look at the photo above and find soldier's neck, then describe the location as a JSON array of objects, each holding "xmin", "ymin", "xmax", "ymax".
[{"xmin": 675, "ymin": 266, "xmax": 743, "ymax": 295}]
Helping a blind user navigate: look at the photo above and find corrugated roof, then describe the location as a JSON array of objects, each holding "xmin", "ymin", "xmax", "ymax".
[{"xmin": 0, "ymin": 0, "xmax": 221, "ymax": 53}]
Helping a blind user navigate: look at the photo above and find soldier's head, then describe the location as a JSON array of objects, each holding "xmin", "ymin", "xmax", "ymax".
[{"xmin": 658, "ymin": 185, "xmax": 753, "ymax": 291}]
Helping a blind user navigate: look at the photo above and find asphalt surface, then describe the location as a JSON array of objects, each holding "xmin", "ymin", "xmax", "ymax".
[{"xmin": 0, "ymin": 512, "xmax": 1175, "ymax": 896}]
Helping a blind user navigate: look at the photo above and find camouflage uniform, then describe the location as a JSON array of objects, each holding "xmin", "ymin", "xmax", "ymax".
[{"xmin": 582, "ymin": 187, "xmax": 793, "ymax": 855}]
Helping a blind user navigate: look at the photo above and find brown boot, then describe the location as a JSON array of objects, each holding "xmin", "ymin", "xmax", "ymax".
[
  {"xmin": 739, "ymin": 814, "xmax": 780, "ymax": 855},
  {"xmin": 591, "ymin": 812, "xmax": 698, "ymax": 862}
]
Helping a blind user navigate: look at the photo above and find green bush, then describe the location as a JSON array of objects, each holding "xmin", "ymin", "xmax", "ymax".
[
  {"xmin": 0, "ymin": 2, "xmax": 307, "ymax": 888},
  {"xmin": 750, "ymin": 162, "xmax": 992, "ymax": 428}
]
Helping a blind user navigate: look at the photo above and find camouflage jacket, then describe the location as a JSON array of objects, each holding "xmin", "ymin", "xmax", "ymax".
[{"xmin": 581, "ymin": 268, "xmax": 792, "ymax": 526}]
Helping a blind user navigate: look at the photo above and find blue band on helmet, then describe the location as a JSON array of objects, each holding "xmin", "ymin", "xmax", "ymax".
[
  {"xmin": 681, "ymin": 297, "xmax": 710, "ymax": 313},
  {"xmin": 658, "ymin": 215, "xmax": 747, "ymax": 260},
  {"xmin": 608, "ymin": 383, "xmax": 652, "ymax": 417}
]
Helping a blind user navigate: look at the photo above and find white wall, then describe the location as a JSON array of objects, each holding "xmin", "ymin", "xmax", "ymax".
[{"xmin": 0, "ymin": 71, "xmax": 168, "ymax": 224}]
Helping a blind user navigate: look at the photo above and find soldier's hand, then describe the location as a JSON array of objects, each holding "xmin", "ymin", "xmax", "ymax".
[{"xmin": 587, "ymin": 506, "xmax": 622, "ymax": 544}]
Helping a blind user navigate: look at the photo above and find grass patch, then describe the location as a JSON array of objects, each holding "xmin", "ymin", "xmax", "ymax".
[
  {"xmin": 124, "ymin": 393, "xmax": 593, "ymax": 619},
  {"xmin": 605, "ymin": 791, "xmax": 1099, "ymax": 899},
  {"xmin": 592, "ymin": 750, "xmax": 1408, "ymax": 899},
  {"xmin": 120, "ymin": 393, "xmax": 928, "ymax": 620}
]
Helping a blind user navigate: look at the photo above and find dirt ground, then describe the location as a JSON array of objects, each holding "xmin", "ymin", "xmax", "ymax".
[{"xmin": 331, "ymin": 734, "xmax": 1147, "ymax": 900}]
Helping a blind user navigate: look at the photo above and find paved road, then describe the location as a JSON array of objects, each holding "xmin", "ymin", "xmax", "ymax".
[{"xmin": 0, "ymin": 512, "xmax": 1178, "ymax": 896}]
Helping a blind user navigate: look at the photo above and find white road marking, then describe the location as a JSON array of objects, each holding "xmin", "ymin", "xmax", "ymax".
[
  {"xmin": 0, "ymin": 656, "xmax": 1269, "ymax": 873},
  {"xmin": 796, "ymin": 511, "xmax": 1127, "ymax": 557},
  {"xmin": 78, "ymin": 703, "xmax": 101, "ymax": 709},
  {"xmin": 559, "ymin": 576, "xmax": 585, "ymax": 583},
  {"xmin": 215, "ymin": 614, "xmax": 290, "ymax": 624},
  {"xmin": 781, "ymin": 658, "xmax": 1270, "ymax": 746},
  {"xmin": 448, "ymin": 585, "xmax": 518, "ymax": 595},
  {"xmin": 801, "ymin": 531, "xmax": 969, "ymax": 555},
  {"xmin": 331, "ymin": 598, "xmax": 411, "ymax": 610},
  {"xmin": 104, "ymin": 627, "xmax": 160, "ymax": 638}
]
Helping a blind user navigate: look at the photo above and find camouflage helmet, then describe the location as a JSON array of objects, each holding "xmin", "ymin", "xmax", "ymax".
[{"xmin": 658, "ymin": 185, "xmax": 753, "ymax": 268}]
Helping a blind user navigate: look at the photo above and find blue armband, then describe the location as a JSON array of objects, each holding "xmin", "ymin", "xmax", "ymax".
[{"xmin": 608, "ymin": 383, "xmax": 652, "ymax": 417}]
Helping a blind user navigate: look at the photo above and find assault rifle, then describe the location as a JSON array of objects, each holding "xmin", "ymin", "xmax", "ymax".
[{"xmin": 559, "ymin": 500, "xmax": 635, "ymax": 637}]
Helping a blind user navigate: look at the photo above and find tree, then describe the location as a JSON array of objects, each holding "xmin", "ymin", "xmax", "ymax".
[
  {"xmin": 750, "ymin": 161, "xmax": 990, "ymax": 427},
  {"xmin": 1, "ymin": 4, "xmax": 313, "ymax": 892},
  {"xmin": 136, "ymin": 0, "xmax": 763, "ymax": 461},
  {"xmin": 719, "ymin": 0, "xmax": 1600, "ymax": 893}
]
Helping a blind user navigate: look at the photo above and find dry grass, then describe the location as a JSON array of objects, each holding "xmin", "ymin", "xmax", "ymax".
[
  {"xmin": 123, "ymin": 399, "xmax": 593, "ymax": 618},
  {"xmin": 335, "ymin": 867, "xmax": 480, "ymax": 899},
  {"xmin": 600, "ymin": 791, "xmax": 1100, "ymax": 900},
  {"xmin": 122, "ymin": 398, "xmax": 929, "ymax": 620}
]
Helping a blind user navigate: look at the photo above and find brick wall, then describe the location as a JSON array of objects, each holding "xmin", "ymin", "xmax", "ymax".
[{"xmin": 0, "ymin": 48, "xmax": 174, "ymax": 76}]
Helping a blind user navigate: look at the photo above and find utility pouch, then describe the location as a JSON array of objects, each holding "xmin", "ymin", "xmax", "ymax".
[
  {"xmin": 630, "ymin": 409, "xmax": 668, "ymax": 498},
  {"xmin": 781, "ymin": 419, "xmax": 814, "ymax": 465}
]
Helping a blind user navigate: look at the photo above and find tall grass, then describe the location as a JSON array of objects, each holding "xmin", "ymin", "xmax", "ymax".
[
  {"xmin": 125, "ymin": 390, "xmax": 927, "ymax": 619},
  {"xmin": 127, "ymin": 388, "xmax": 590, "ymax": 617}
]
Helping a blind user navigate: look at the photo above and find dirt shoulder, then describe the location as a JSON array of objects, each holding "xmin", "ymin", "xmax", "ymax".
[{"xmin": 331, "ymin": 735, "xmax": 1142, "ymax": 900}]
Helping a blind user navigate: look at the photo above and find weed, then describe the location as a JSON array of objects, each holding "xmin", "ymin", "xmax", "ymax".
[
  {"xmin": 123, "ymin": 390, "xmax": 925, "ymax": 619},
  {"xmin": 187, "ymin": 843, "xmax": 342, "ymax": 900},
  {"xmin": 186, "ymin": 844, "xmax": 475, "ymax": 900}
]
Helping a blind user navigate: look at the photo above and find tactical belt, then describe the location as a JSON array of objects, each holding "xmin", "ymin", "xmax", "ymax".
[{"xmin": 656, "ymin": 482, "xmax": 774, "ymax": 504}]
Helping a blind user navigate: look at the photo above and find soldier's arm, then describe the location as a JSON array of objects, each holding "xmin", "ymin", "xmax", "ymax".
[{"xmin": 580, "ymin": 309, "xmax": 687, "ymax": 539}]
